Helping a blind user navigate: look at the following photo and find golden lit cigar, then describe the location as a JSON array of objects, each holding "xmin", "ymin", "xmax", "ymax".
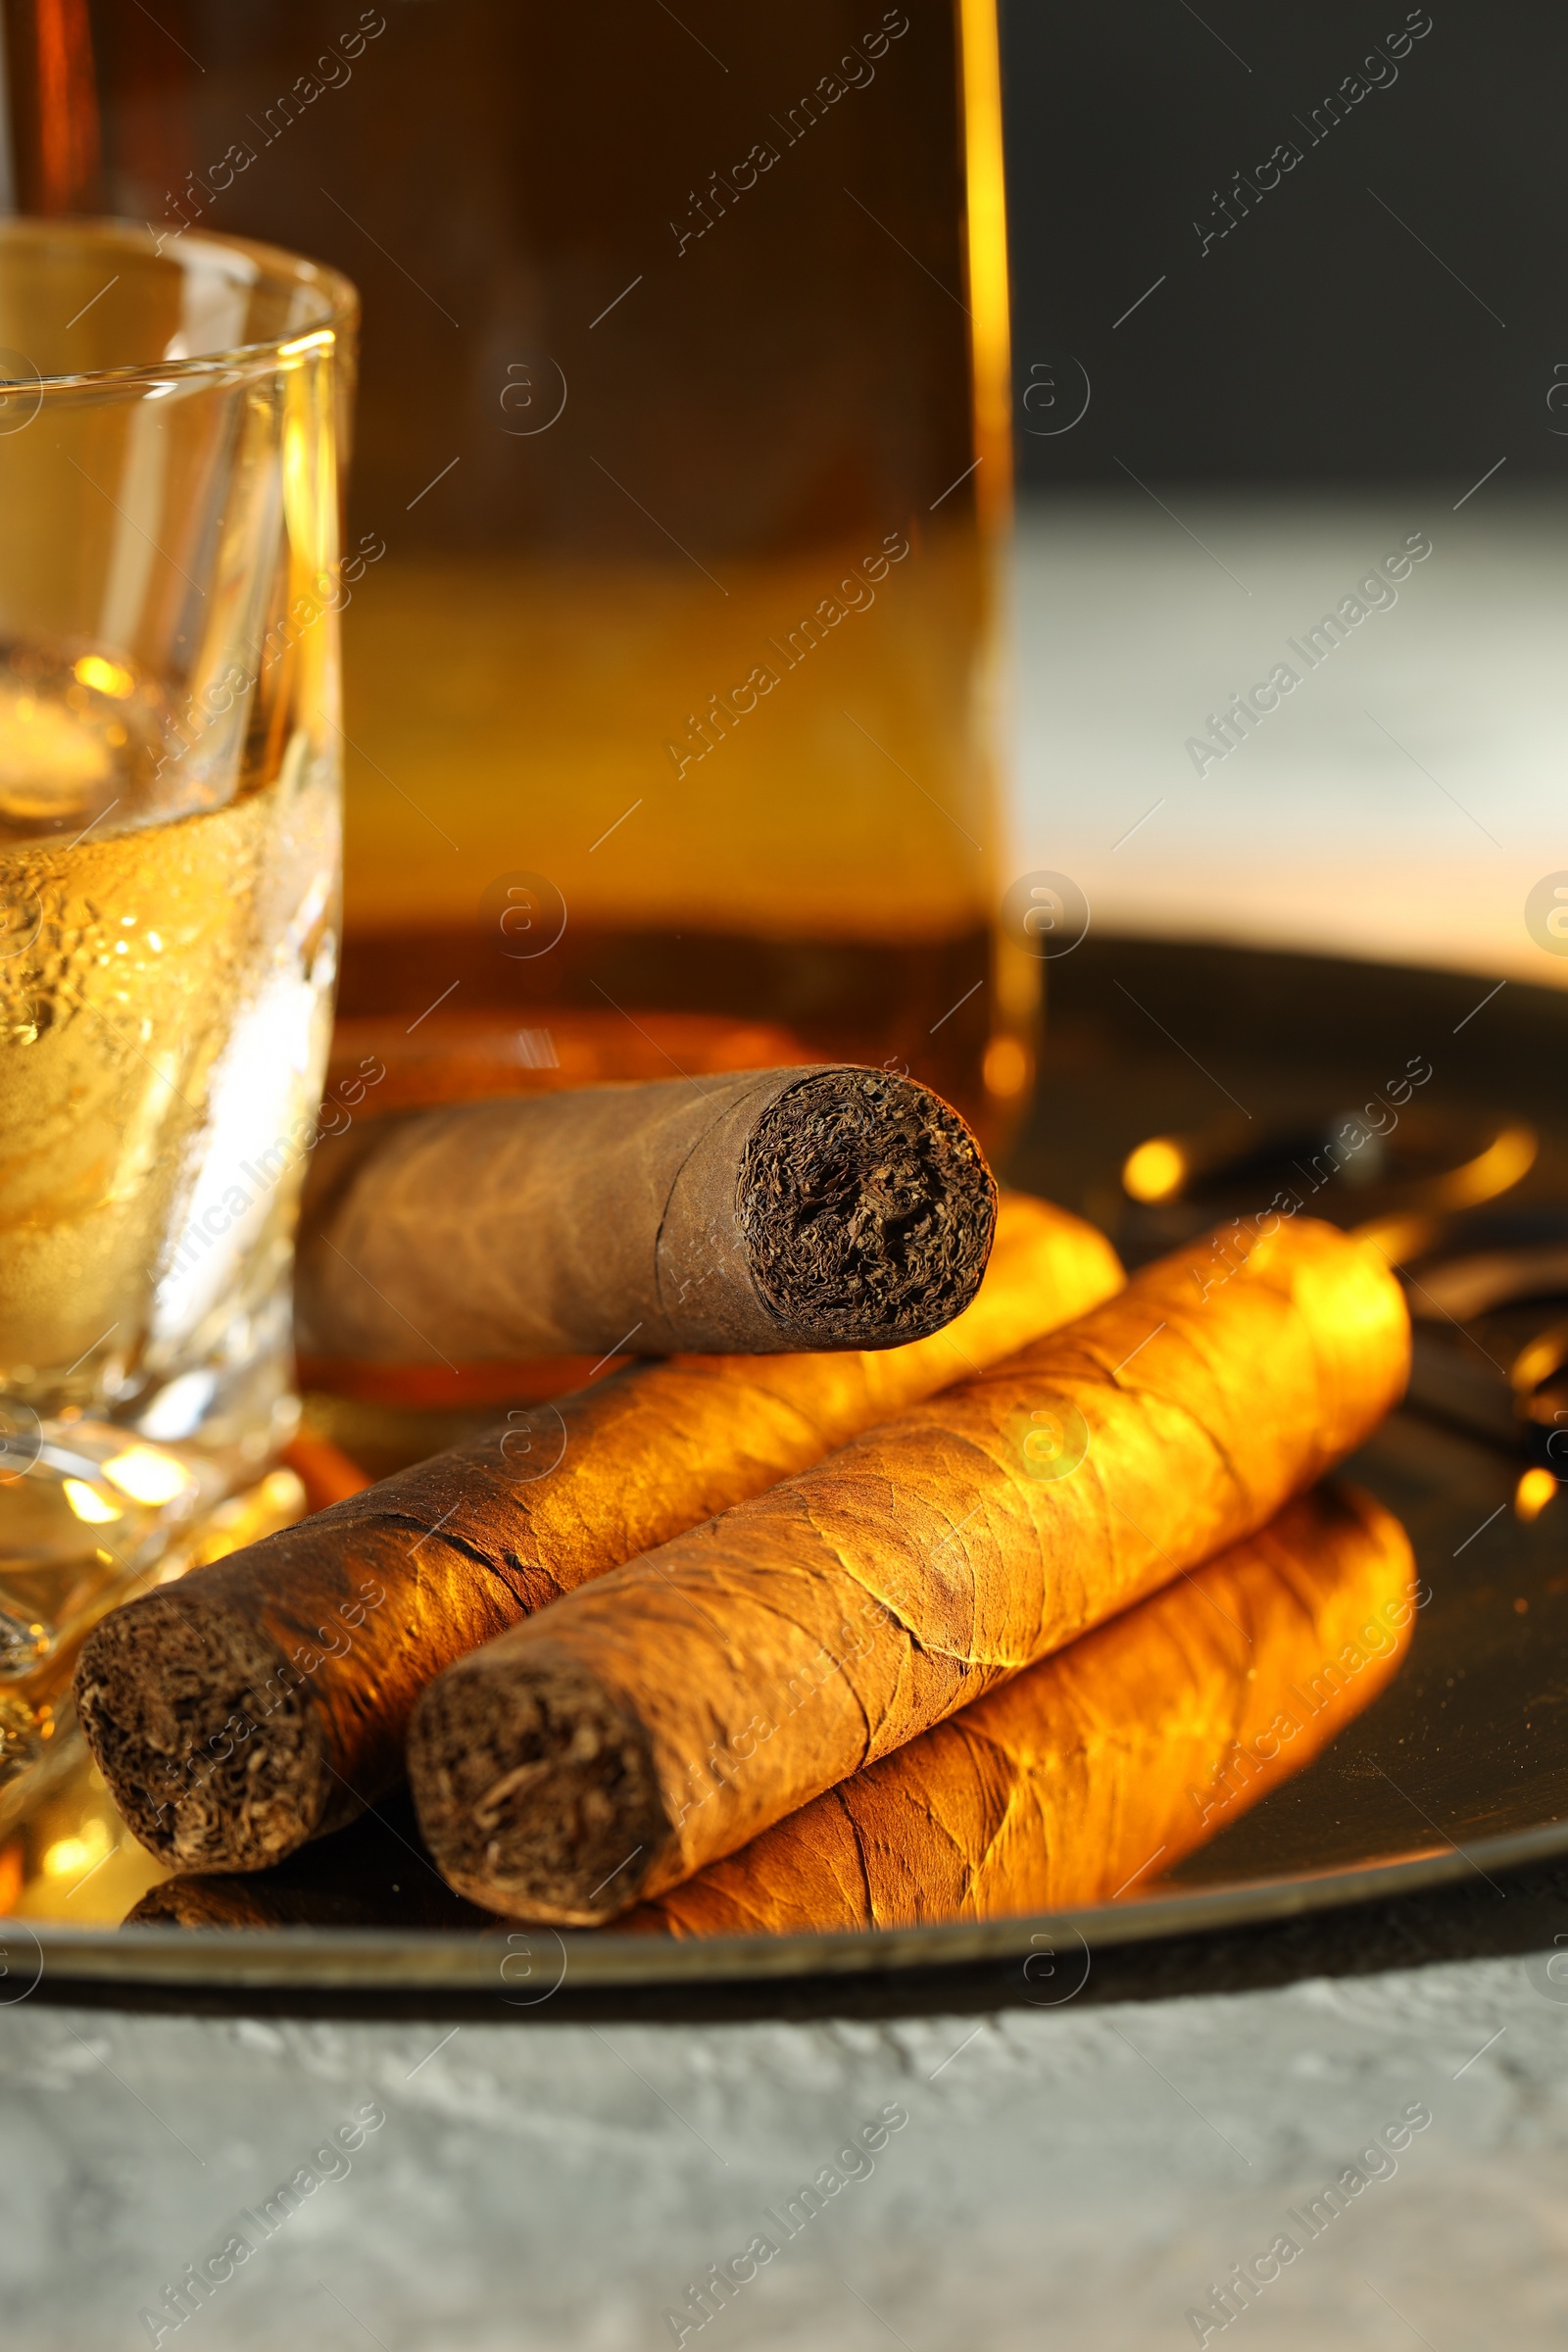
[
  {"xmin": 410, "ymin": 1217, "xmax": 1409, "ymax": 1923},
  {"xmin": 76, "ymin": 1195, "xmax": 1120, "ymax": 1873},
  {"xmin": 295, "ymin": 1066, "xmax": 996, "ymax": 1360},
  {"xmin": 624, "ymin": 1483, "xmax": 1415, "ymax": 1936}
]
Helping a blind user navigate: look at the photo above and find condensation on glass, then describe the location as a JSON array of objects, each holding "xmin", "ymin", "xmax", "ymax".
[{"xmin": 0, "ymin": 217, "xmax": 353, "ymax": 1772}]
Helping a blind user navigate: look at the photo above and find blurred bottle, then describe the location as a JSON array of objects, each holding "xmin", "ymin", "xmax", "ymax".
[{"xmin": 4, "ymin": 0, "xmax": 1033, "ymax": 1137}]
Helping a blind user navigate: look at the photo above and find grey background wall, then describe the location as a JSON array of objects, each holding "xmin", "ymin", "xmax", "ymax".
[{"xmin": 1003, "ymin": 0, "xmax": 1563, "ymax": 487}]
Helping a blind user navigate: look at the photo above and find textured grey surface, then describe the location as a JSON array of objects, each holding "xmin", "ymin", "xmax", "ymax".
[{"xmin": 6, "ymin": 1940, "xmax": 1568, "ymax": 2351}]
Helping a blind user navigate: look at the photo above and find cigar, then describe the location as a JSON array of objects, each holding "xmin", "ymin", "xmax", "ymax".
[
  {"xmin": 295, "ymin": 1066, "xmax": 997, "ymax": 1361},
  {"xmin": 408, "ymin": 1217, "xmax": 1410, "ymax": 1923},
  {"xmin": 122, "ymin": 1797, "xmax": 499, "ymax": 1935},
  {"xmin": 622, "ymin": 1483, "xmax": 1414, "ymax": 1936},
  {"xmin": 75, "ymin": 1195, "xmax": 1121, "ymax": 1873}
]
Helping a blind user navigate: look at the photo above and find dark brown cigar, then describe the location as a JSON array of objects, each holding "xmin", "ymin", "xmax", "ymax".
[
  {"xmin": 75, "ymin": 1197, "xmax": 1120, "ymax": 1874},
  {"xmin": 295, "ymin": 1065, "xmax": 996, "ymax": 1361}
]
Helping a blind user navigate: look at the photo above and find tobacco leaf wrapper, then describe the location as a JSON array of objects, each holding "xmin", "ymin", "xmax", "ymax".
[
  {"xmin": 124, "ymin": 1484, "xmax": 1410, "ymax": 1941},
  {"xmin": 75, "ymin": 1195, "xmax": 1120, "ymax": 1872},
  {"xmin": 409, "ymin": 1217, "xmax": 1410, "ymax": 1923},
  {"xmin": 295, "ymin": 1065, "xmax": 997, "ymax": 1360},
  {"xmin": 624, "ymin": 1482, "xmax": 1414, "ymax": 1936}
]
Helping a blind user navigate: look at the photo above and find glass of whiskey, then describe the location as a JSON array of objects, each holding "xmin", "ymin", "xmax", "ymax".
[{"xmin": 0, "ymin": 220, "xmax": 357, "ymax": 1788}]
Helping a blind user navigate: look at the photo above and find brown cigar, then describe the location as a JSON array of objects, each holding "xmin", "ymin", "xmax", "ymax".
[
  {"xmin": 75, "ymin": 1195, "xmax": 1120, "ymax": 1873},
  {"xmin": 294, "ymin": 1065, "xmax": 996, "ymax": 1361},
  {"xmin": 622, "ymin": 1483, "xmax": 1415, "ymax": 1936},
  {"xmin": 408, "ymin": 1218, "xmax": 1410, "ymax": 1924}
]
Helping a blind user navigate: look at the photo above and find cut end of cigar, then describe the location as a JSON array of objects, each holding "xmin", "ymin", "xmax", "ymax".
[
  {"xmin": 739, "ymin": 1069, "xmax": 997, "ymax": 1347},
  {"xmin": 74, "ymin": 1596, "xmax": 331, "ymax": 1873},
  {"xmin": 409, "ymin": 1642, "xmax": 671, "ymax": 1925}
]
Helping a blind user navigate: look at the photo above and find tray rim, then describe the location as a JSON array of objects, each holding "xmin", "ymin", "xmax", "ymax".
[
  {"xmin": 16, "ymin": 936, "xmax": 1568, "ymax": 2003},
  {"xmin": 12, "ymin": 1814, "xmax": 1568, "ymax": 1995}
]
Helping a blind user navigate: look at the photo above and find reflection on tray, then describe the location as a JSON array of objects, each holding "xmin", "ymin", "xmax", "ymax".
[
  {"xmin": 624, "ymin": 1482, "xmax": 1414, "ymax": 1938},
  {"xmin": 0, "ymin": 1468, "xmax": 310, "ymax": 1920},
  {"xmin": 1120, "ymin": 1102, "xmax": 1568, "ymax": 1511},
  {"xmin": 117, "ymin": 1481, "xmax": 1414, "ymax": 1941},
  {"xmin": 1116, "ymin": 1100, "xmax": 1536, "ymax": 1268},
  {"xmin": 124, "ymin": 1793, "xmax": 499, "ymax": 1936}
]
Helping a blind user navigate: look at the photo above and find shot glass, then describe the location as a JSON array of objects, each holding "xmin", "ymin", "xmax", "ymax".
[{"xmin": 0, "ymin": 219, "xmax": 356, "ymax": 1740}]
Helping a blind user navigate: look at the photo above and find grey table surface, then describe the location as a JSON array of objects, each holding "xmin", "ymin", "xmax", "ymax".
[
  {"xmin": 11, "ymin": 492, "xmax": 1568, "ymax": 2350},
  {"xmin": 7, "ymin": 1858, "xmax": 1568, "ymax": 2352}
]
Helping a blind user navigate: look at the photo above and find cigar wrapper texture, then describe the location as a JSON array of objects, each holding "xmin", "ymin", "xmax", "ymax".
[
  {"xmin": 295, "ymin": 1065, "xmax": 997, "ymax": 1361},
  {"xmin": 409, "ymin": 1217, "xmax": 1410, "ymax": 1924},
  {"xmin": 75, "ymin": 1196, "xmax": 1121, "ymax": 1872},
  {"xmin": 122, "ymin": 1482, "xmax": 1410, "ymax": 1940},
  {"xmin": 623, "ymin": 1483, "xmax": 1414, "ymax": 1937}
]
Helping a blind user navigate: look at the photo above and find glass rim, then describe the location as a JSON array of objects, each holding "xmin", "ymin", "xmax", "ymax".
[{"xmin": 0, "ymin": 215, "xmax": 358, "ymax": 392}]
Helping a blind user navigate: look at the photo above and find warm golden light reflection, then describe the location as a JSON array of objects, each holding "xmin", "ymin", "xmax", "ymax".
[
  {"xmin": 102, "ymin": 1446, "xmax": 192, "ymax": 1507},
  {"xmin": 1515, "ymin": 1467, "xmax": 1557, "ymax": 1523},
  {"xmin": 277, "ymin": 327, "xmax": 337, "ymax": 362},
  {"xmin": 626, "ymin": 1482, "xmax": 1415, "ymax": 1939},
  {"xmin": 1509, "ymin": 1323, "xmax": 1568, "ymax": 1401},
  {"xmin": 61, "ymin": 1478, "xmax": 121, "ymax": 1524},
  {"xmin": 983, "ymin": 1035, "xmax": 1030, "ymax": 1099},
  {"xmin": 1126, "ymin": 1116, "xmax": 1534, "ymax": 1227},
  {"xmin": 72, "ymin": 653, "xmax": 134, "ymax": 699},
  {"xmin": 1427, "ymin": 1121, "xmax": 1538, "ymax": 1212},
  {"xmin": 41, "ymin": 1817, "xmax": 110, "ymax": 1879},
  {"xmin": 0, "ymin": 677, "xmax": 119, "ymax": 808},
  {"xmin": 956, "ymin": 0, "xmax": 1012, "ymax": 528},
  {"xmin": 1122, "ymin": 1137, "xmax": 1187, "ymax": 1203},
  {"xmin": 1352, "ymin": 1210, "xmax": 1443, "ymax": 1268}
]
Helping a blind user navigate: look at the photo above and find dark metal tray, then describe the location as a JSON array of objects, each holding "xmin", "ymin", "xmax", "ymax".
[{"xmin": 7, "ymin": 938, "xmax": 1568, "ymax": 1995}]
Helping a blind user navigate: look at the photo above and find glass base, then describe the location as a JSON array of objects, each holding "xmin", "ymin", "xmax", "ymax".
[{"xmin": 0, "ymin": 1461, "xmax": 308, "ymax": 1851}]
